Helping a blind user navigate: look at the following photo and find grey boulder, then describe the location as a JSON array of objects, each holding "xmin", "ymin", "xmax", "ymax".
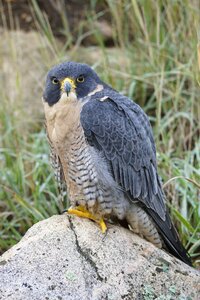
[{"xmin": 0, "ymin": 215, "xmax": 199, "ymax": 300}]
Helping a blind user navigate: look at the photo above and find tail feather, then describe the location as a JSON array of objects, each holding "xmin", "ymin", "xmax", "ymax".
[{"xmin": 147, "ymin": 206, "xmax": 192, "ymax": 266}]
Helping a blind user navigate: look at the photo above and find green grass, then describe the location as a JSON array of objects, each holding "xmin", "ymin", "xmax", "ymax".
[{"xmin": 0, "ymin": 0, "xmax": 199, "ymax": 266}]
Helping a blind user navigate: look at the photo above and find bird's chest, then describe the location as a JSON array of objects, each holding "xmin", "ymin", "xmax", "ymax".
[
  {"xmin": 59, "ymin": 128, "xmax": 97, "ymax": 205},
  {"xmin": 44, "ymin": 96, "xmax": 82, "ymax": 148},
  {"xmin": 43, "ymin": 97, "xmax": 96, "ymax": 200}
]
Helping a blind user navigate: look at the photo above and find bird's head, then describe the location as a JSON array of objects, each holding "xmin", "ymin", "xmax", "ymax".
[{"xmin": 43, "ymin": 61, "xmax": 103, "ymax": 106}]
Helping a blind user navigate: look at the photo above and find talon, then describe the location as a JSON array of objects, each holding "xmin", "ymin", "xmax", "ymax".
[
  {"xmin": 67, "ymin": 207, "xmax": 93, "ymax": 219},
  {"xmin": 99, "ymin": 218, "xmax": 107, "ymax": 233},
  {"xmin": 67, "ymin": 206, "xmax": 107, "ymax": 233}
]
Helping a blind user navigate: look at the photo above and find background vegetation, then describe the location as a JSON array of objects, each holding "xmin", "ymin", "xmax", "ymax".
[{"xmin": 0, "ymin": 0, "xmax": 199, "ymax": 267}]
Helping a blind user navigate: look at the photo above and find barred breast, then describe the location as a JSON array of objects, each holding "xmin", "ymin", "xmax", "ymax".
[
  {"xmin": 43, "ymin": 94, "xmax": 113, "ymax": 215},
  {"xmin": 65, "ymin": 123, "xmax": 102, "ymax": 210}
]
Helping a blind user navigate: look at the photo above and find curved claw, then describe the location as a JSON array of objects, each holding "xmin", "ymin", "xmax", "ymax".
[
  {"xmin": 99, "ymin": 218, "xmax": 107, "ymax": 233},
  {"xmin": 67, "ymin": 206, "xmax": 107, "ymax": 233}
]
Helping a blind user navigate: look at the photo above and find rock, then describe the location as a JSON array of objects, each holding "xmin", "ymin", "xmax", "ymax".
[{"xmin": 0, "ymin": 215, "xmax": 199, "ymax": 300}]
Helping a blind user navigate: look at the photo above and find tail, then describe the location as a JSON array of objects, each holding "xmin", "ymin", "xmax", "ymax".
[{"xmin": 147, "ymin": 206, "xmax": 192, "ymax": 266}]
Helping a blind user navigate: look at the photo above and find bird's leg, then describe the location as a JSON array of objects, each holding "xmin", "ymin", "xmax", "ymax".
[{"xmin": 67, "ymin": 205, "xmax": 107, "ymax": 233}]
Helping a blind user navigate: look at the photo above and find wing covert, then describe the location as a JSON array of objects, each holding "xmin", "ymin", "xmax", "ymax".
[{"xmin": 81, "ymin": 94, "xmax": 166, "ymax": 220}]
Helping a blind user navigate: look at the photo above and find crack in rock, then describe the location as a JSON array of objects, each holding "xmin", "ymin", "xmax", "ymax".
[{"xmin": 68, "ymin": 216, "xmax": 104, "ymax": 282}]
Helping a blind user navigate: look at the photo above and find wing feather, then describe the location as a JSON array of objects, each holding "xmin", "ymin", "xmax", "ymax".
[
  {"xmin": 80, "ymin": 91, "xmax": 191, "ymax": 265},
  {"xmin": 81, "ymin": 95, "xmax": 163, "ymax": 217}
]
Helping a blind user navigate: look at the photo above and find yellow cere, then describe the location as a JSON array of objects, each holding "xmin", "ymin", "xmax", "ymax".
[{"xmin": 61, "ymin": 77, "xmax": 76, "ymax": 92}]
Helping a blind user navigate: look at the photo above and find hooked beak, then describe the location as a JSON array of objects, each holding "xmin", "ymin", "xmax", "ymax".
[{"xmin": 61, "ymin": 78, "xmax": 76, "ymax": 96}]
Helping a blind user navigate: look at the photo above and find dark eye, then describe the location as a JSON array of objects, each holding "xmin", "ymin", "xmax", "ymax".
[
  {"xmin": 51, "ymin": 77, "xmax": 59, "ymax": 84},
  {"xmin": 76, "ymin": 75, "xmax": 84, "ymax": 83}
]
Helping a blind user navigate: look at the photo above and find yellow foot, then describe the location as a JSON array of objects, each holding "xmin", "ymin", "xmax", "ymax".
[
  {"xmin": 99, "ymin": 218, "xmax": 107, "ymax": 234},
  {"xmin": 67, "ymin": 206, "xmax": 107, "ymax": 233}
]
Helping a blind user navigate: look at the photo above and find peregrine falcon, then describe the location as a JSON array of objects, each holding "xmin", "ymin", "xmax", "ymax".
[{"xmin": 43, "ymin": 61, "xmax": 191, "ymax": 266}]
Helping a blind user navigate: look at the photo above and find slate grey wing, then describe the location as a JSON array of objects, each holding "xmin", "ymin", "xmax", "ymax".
[
  {"xmin": 81, "ymin": 95, "xmax": 165, "ymax": 217},
  {"xmin": 80, "ymin": 92, "xmax": 191, "ymax": 266}
]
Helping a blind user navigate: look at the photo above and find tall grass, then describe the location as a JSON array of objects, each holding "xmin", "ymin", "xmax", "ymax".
[{"xmin": 0, "ymin": 0, "xmax": 199, "ymax": 266}]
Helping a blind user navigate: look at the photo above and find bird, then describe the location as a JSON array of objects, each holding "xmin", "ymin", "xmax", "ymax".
[{"xmin": 43, "ymin": 61, "xmax": 191, "ymax": 266}]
